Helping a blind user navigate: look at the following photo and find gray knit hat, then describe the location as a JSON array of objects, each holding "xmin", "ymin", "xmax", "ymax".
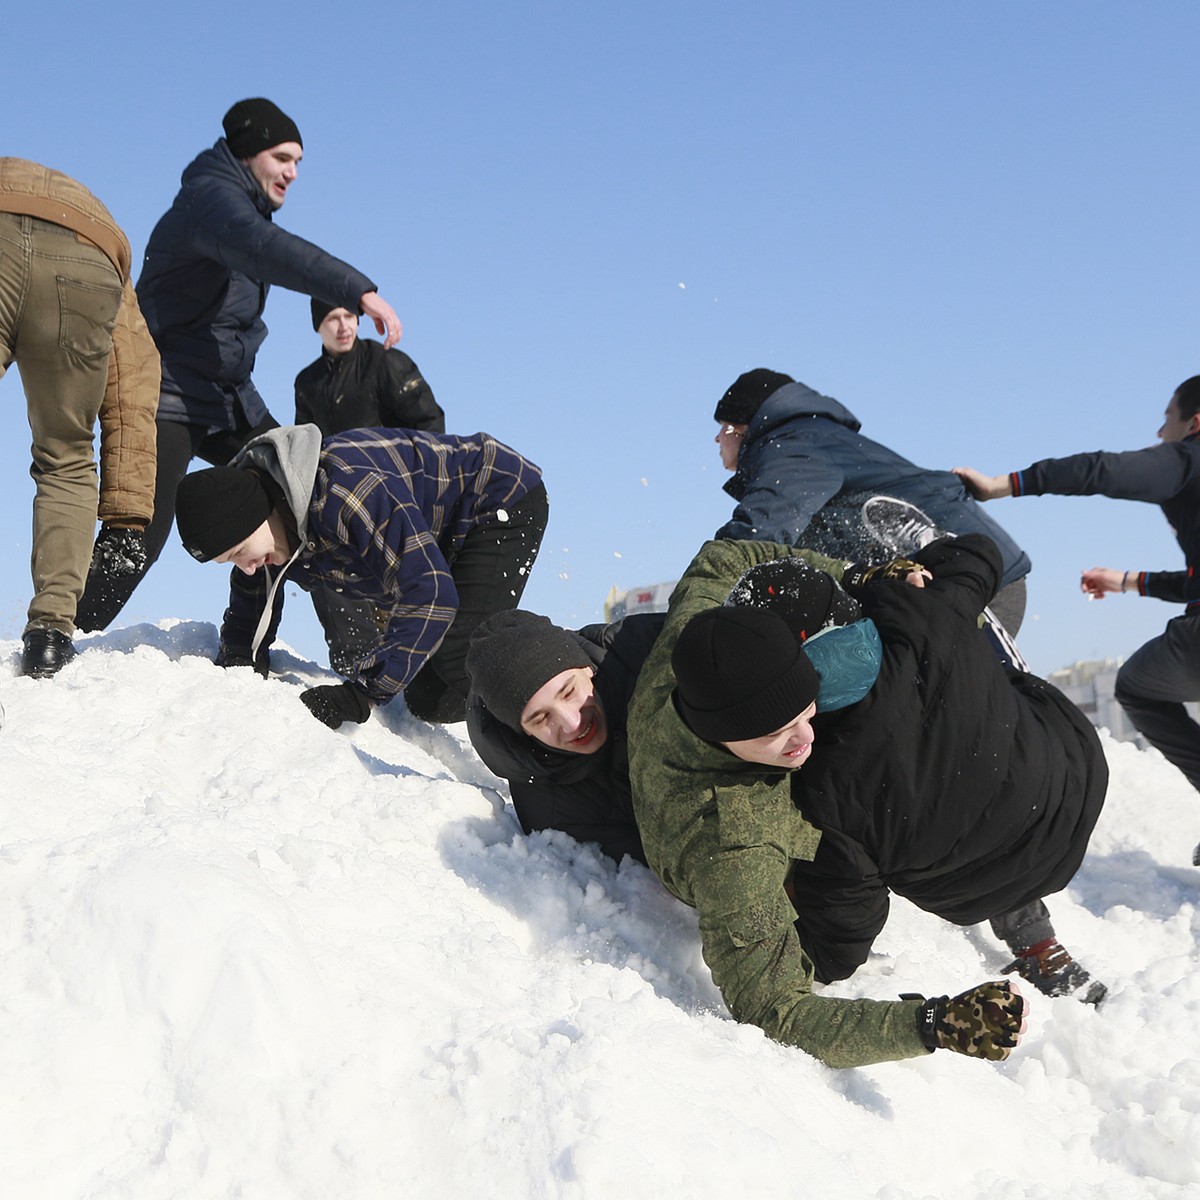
[{"xmin": 466, "ymin": 610, "xmax": 592, "ymax": 729}]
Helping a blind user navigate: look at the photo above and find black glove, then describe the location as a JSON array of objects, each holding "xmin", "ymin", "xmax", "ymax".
[
  {"xmin": 89, "ymin": 525, "xmax": 147, "ymax": 579},
  {"xmin": 842, "ymin": 557, "xmax": 925, "ymax": 596},
  {"xmin": 215, "ymin": 641, "xmax": 270, "ymax": 679},
  {"xmin": 300, "ymin": 681, "xmax": 373, "ymax": 729},
  {"xmin": 913, "ymin": 981, "xmax": 1025, "ymax": 1060}
]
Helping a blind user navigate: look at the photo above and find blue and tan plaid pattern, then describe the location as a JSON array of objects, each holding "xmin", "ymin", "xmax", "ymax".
[{"xmin": 233, "ymin": 428, "xmax": 542, "ymax": 701}]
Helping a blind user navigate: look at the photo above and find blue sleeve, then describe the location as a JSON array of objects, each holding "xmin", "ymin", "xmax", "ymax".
[{"xmin": 187, "ymin": 182, "xmax": 376, "ymax": 310}]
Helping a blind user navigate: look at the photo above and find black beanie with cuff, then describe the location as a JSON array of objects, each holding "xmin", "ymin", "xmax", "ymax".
[
  {"xmin": 713, "ymin": 368, "xmax": 794, "ymax": 426},
  {"xmin": 175, "ymin": 466, "xmax": 273, "ymax": 563},
  {"xmin": 222, "ymin": 98, "xmax": 303, "ymax": 159},
  {"xmin": 672, "ymin": 605, "xmax": 819, "ymax": 744}
]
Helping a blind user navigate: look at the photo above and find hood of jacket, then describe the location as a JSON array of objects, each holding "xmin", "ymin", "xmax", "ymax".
[
  {"xmin": 753, "ymin": 380, "xmax": 861, "ymax": 434},
  {"xmin": 180, "ymin": 139, "xmax": 274, "ymax": 220},
  {"xmin": 231, "ymin": 423, "xmax": 323, "ymax": 545}
]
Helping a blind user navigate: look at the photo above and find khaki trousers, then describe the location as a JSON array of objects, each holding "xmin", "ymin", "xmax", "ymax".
[{"xmin": 0, "ymin": 212, "xmax": 122, "ymax": 633}]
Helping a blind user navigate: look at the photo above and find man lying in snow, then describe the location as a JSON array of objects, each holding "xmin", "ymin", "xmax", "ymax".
[{"xmin": 625, "ymin": 536, "xmax": 1107, "ymax": 1068}]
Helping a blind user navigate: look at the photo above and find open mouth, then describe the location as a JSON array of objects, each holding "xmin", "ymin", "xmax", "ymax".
[{"xmin": 571, "ymin": 716, "xmax": 597, "ymax": 747}]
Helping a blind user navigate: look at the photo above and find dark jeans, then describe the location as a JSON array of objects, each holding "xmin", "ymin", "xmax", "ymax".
[
  {"xmin": 76, "ymin": 408, "xmax": 278, "ymax": 631},
  {"xmin": 988, "ymin": 900, "xmax": 1053, "ymax": 955},
  {"xmin": 404, "ymin": 484, "xmax": 550, "ymax": 724},
  {"xmin": 310, "ymin": 588, "xmax": 382, "ymax": 677},
  {"xmin": 1114, "ymin": 613, "xmax": 1200, "ymax": 793}
]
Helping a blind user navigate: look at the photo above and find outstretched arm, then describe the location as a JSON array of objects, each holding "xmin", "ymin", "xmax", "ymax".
[
  {"xmin": 1081, "ymin": 567, "xmax": 1130, "ymax": 599},
  {"xmin": 953, "ymin": 466, "xmax": 1013, "ymax": 501}
]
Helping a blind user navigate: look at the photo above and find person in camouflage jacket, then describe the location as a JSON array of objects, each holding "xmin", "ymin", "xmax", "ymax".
[{"xmin": 627, "ymin": 538, "xmax": 1030, "ymax": 1068}]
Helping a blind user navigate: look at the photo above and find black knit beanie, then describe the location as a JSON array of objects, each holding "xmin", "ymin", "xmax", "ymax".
[
  {"xmin": 725, "ymin": 559, "xmax": 860, "ymax": 640},
  {"xmin": 175, "ymin": 467, "xmax": 273, "ymax": 563},
  {"xmin": 223, "ymin": 98, "xmax": 303, "ymax": 158},
  {"xmin": 466, "ymin": 610, "xmax": 592, "ymax": 730},
  {"xmin": 311, "ymin": 298, "xmax": 339, "ymax": 331},
  {"xmin": 673, "ymin": 606, "xmax": 819, "ymax": 743},
  {"xmin": 713, "ymin": 369, "xmax": 794, "ymax": 425}
]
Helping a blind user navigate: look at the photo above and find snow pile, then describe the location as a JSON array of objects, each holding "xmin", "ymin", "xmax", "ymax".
[{"xmin": 1, "ymin": 622, "xmax": 1198, "ymax": 1198}]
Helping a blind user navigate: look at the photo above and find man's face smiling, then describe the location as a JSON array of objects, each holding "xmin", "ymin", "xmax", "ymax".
[
  {"xmin": 245, "ymin": 141, "xmax": 302, "ymax": 209},
  {"xmin": 319, "ymin": 308, "xmax": 359, "ymax": 356},
  {"xmin": 213, "ymin": 515, "xmax": 290, "ymax": 575},
  {"xmin": 721, "ymin": 702, "xmax": 818, "ymax": 770},
  {"xmin": 519, "ymin": 666, "xmax": 608, "ymax": 754}
]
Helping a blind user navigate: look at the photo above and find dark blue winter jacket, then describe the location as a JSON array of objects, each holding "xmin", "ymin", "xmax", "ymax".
[
  {"xmin": 137, "ymin": 140, "xmax": 376, "ymax": 432},
  {"xmin": 716, "ymin": 381, "xmax": 1031, "ymax": 589},
  {"xmin": 1012, "ymin": 434, "xmax": 1200, "ymax": 611}
]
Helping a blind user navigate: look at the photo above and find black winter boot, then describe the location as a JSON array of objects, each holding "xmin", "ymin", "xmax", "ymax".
[
  {"xmin": 21, "ymin": 628, "xmax": 77, "ymax": 679},
  {"xmin": 1002, "ymin": 937, "xmax": 1107, "ymax": 1005}
]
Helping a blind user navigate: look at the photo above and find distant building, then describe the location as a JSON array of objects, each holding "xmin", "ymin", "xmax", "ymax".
[
  {"xmin": 1046, "ymin": 659, "xmax": 1141, "ymax": 745},
  {"xmin": 1046, "ymin": 658, "xmax": 1200, "ymax": 748},
  {"xmin": 605, "ymin": 580, "xmax": 675, "ymax": 622}
]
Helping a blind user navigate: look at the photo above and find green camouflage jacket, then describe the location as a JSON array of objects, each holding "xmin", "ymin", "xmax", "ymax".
[{"xmin": 628, "ymin": 539, "xmax": 928, "ymax": 1068}]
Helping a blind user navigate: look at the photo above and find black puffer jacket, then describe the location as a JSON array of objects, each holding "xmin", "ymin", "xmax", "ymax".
[
  {"xmin": 137, "ymin": 139, "xmax": 376, "ymax": 430},
  {"xmin": 789, "ymin": 534, "xmax": 1107, "ymax": 983},
  {"xmin": 466, "ymin": 613, "xmax": 666, "ymax": 865},
  {"xmin": 294, "ymin": 339, "xmax": 445, "ymax": 435}
]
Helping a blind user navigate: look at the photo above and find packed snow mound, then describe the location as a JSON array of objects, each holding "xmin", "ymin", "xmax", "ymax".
[{"xmin": 1, "ymin": 621, "xmax": 1198, "ymax": 1199}]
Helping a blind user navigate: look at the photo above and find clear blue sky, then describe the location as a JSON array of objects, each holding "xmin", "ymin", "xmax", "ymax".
[{"xmin": 2, "ymin": 1, "xmax": 1197, "ymax": 676}]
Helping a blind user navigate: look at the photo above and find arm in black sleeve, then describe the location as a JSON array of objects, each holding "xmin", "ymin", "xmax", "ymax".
[
  {"xmin": 786, "ymin": 827, "xmax": 890, "ymax": 984},
  {"xmin": 378, "ymin": 349, "xmax": 445, "ymax": 433},
  {"xmin": 510, "ymin": 778, "xmax": 647, "ymax": 866}
]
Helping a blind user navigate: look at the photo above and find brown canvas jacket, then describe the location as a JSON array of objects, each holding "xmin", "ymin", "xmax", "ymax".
[{"xmin": 0, "ymin": 158, "xmax": 158, "ymax": 524}]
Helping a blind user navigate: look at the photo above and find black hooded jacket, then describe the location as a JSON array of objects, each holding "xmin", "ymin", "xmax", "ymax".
[
  {"xmin": 789, "ymin": 534, "xmax": 1107, "ymax": 983},
  {"xmin": 466, "ymin": 614, "xmax": 666, "ymax": 865}
]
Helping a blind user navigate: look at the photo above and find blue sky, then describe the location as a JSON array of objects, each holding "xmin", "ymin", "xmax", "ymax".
[{"xmin": 2, "ymin": 1, "xmax": 1197, "ymax": 676}]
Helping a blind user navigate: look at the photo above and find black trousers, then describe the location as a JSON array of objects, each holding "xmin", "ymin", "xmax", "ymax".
[
  {"xmin": 1114, "ymin": 612, "xmax": 1200, "ymax": 794},
  {"xmin": 310, "ymin": 588, "xmax": 383, "ymax": 678},
  {"xmin": 76, "ymin": 409, "xmax": 278, "ymax": 632},
  {"xmin": 404, "ymin": 484, "xmax": 549, "ymax": 724}
]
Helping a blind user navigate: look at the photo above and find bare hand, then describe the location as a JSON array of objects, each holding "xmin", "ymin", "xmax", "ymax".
[
  {"xmin": 953, "ymin": 466, "xmax": 1012, "ymax": 501},
  {"xmin": 905, "ymin": 568, "xmax": 933, "ymax": 589},
  {"xmin": 360, "ymin": 291, "xmax": 402, "ymax": 348},
  {"xmin": 1081, "ymin": 567, "xmax": 1125, "ymax": 600}
]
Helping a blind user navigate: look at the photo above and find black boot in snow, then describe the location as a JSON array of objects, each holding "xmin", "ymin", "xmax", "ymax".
[
  {"xmin": 20, "ymin": 628, "xmax": 77, "ymax": 679},
  {"xmin": 1002, "ymin": 937, "xmax": 1107, "ymax": 1006}
]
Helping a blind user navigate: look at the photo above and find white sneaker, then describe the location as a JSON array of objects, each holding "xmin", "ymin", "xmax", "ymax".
[{"xmin": 861, "ymin": 496, "xmax": 947, "ymax": 556}]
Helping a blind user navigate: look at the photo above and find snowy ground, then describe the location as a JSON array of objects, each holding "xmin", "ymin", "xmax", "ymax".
[{"xmin": 1, "ymin": 620, "xmax": 1198, "ymax": 1199}]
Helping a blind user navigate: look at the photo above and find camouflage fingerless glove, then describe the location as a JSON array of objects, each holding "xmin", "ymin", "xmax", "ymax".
[
  {"xmin": 915, "ymin": 981, "xmax": 1025, "ymax": 1061},
  {"xmin": 841, "ymin": 557, "xmax": 925, "ymax": 596}
]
